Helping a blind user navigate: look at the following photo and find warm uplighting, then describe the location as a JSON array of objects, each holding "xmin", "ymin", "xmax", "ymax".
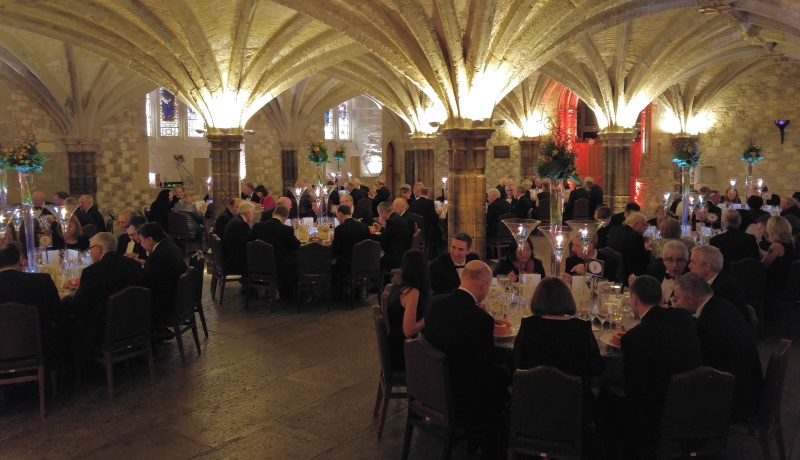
[
  {"xmin": 209, "ymin": 90, "xmax": 247, "ymax": 129},
  {"xmin": 442, "ymin": 177, "xmax": 448, "ymax": 190},
  {"xmin": 415, "ymin": 100, "xmax": 447, "ymax": 134},
  {"xmin": 148, "ymin": 173, "xmax": 156, "ymax": 188},
  {"xmin": 519, "ymin": 110, "xmax": 550, "ymax": 137},
  {"xmin": 659, "ymin": 108, "xmax": 716, "ymax": 135},
  {"xmin": 461, "ymin": 69, "xmax": 510, "ymax": 121},
  {"xmin": 730, "ymin": 178, "xmax": 737, "ymax": 188}
]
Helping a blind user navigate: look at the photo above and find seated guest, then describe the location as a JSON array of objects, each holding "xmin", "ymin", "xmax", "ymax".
[
  {"xmin": 607, "ymin": 212, "xmax": 651, "ymax": 283},
  {"xmin": 32, "ymin": 191, "xmax": 53, "ymax": 218},
  {"xmin": 117, "ymin": 213, "xmax": 148, "ymax": 262},
  {"xmin": 331, "ymin": 205, "xmax": 371, "ymax": 278},
  {"xmin": 241, "ymin": 182, "xmax": 259, "ymax": 202},
  {"xmin": 756, "ymin": 214, "xmax": 772, "ymax": 252},
  {"xmin": 254, "ymin": 184, "xmax": 275, "ymax": 211},
  {"xmin": 485, "ymin": 188, "xmax": 511, "ymax": 240},
  {"xmin": 709, "ymin": 209, "xmax": 760, "ymax": 270},
  {"xmin": 429, "ymin": 233, "xmax": 480, "ymax": 296},
  {"xmin": 214, "ymin": 198, "xmax": 241, "ymax": 238},
  {"xmin": 52, "ymin": 191, "xmax": 69, "ymax": 206},
  {"xmin": 513, "ymin": 277, "xmax": 604, "ymax": 440},
  {"xmin": 643, "ymin": 240, "xmax": 689, "ymax": 304},
  {"xmin": 78, "ymin": 195, "xmax": 106, "ymax": 230},
  {"xmin": 762, "ymin": 216, "xmax": 797, "ymax": 317},
  {"xmin": 138, "ymin": 223, "xmax": 188, "ymax": 327},
  {"xmin": 327, "ymin": 180, "xmax": 341, "ymax": 207},
  {"xmin": 371, "ymin": 201, "xmax": 412, "ymax": 271},
  {"xmin": 398, "ymin": 184, "xmax": 413, "ymax": 203},
  {"xmin": 493, "ymin": 237, "xmax": 545, "ymax": 282},
  {"xmin": 0, "ymin": 242, "xmax": 60, "ymax": 366},
  {"xmin": 510, "ymin": 185, "xmax": 533, "ymax": 219},
  {"xmin": 149, "ymin": 189, "xmax": 172, "ymax": 230},
  {"xmin": 607, "ymin": 202, "xmax": 640, "ymax": 229},
  {"xmin": 260, "ymin": 196, "xmax": 291, "ymax": 222},
  {"xmin": 51, "ymin": 215, "xmax": 90, "ymax": 251},
  {"xmin": 391, "ymin": 197, "xmax": 416, "ymax": 235},
  {"xmin": 621, "ymin": 275, "xmax": 702, "ymax": 458},
  {"xmin": 649, "ymin": 217, "xmax": 694, "ymax": 259},
  {"xmin": 223, "ymin": 201, "xmax": 255, "ymax": 277},
  {"xmin": 723, "ymin": 186, "xmax": 741, "ymax": 205},
  {"xmin": 425, "ymin": 261, "xmax": 507, "ymax": 458},
  {"xmin": 563, "ymin": 178, "xmax": 589, "ymax": 220},
  {"xmin": 370, "ymin": 178, "xmax": 391, "ymax": 216},
  {"xmin": 168, "ymin": 185, "xmax": 184, "ymax": 210},
  {"xmin": 408, "ymin": 186, "xmax": 441, "ymax": 259},
  {"xmin": 338, "ymin": 193, "xmax": 372, "ymax": 225},
  {"xmin": 646, "ymin": 206, "xmax": 668, "ymax": 229},
  {"xmin": 284, "ymin": 180, "xmax": 316, "ymax": 218},
  {"xmin": 62, "ymin": 232, "xmax": 143, "ymax": 355},
  {"xmin": 346, "ymin": 181, "xmax": 366, "ymax": 204},
  {"xmin": 672, "ymin": 273, "xmax": 763, "ymax": 422},
  {"xmin": 564, "ymin": 234, "xmax": 619, "ymax": 283},
  {"xmin": 594, "ymin": 205, "xmax": 612, "ymax": 249},
  {"xmin": 386, "ymin": 250, "xmax": 430, "ymax": 371},
  {"xmin": 739, "ymin": 195, "xmax": 770, "ymax": 231},
  {"xmin": 585, "ymin": 177, "xmax": 603, "ymax": 215},
  {"xmin": 688, "ymin": 245, "xmax": 749, "ymax": 324},
  {"xmin": 172, "ymin": 189, "xmax": 205, "ymax": 236},
  {"xmin": 780, "ymin": 196, "xmax": 800, "ymax": 218},
  {"xmin": 248, "ymin": 205, "xmax": 300, "ymax": 299}
]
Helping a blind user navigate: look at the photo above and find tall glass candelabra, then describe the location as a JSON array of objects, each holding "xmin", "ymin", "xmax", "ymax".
[
  {"xmin": 502, "ymin": 218, "xmax": 541, "ymax": 278},
  {"xmin": 292, "ymin": 186, "xmax": 304, "ymax": 225},
  {"xmin": 44, "ymin": 204, "xmax": 78, "ymax": 267},
  {"xmin": 539, "ymin": 224, "xmax": 571, "ymax": 276},
  {"xmin": 566, "ymin": 220, "xmax": 603, "ymax": 261}
]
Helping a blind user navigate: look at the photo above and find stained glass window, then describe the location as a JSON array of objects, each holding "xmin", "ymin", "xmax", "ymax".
[
  {"xmin": 323, "ymin": 102, "xmax": 351, "ymax": 141},
  {"xmin": 324, "ymin": 109, "xmax": 334, "ymax": 140},
  {"xmin": 187, "ymin": 105, "xmax": 204, "ymax": 137},
  {"xmin": 159, "ymin": 88, "xmax": 179, "ymax": 137},
  {"xmin": 338, "ymin": 102, "xmax": 350, "ymax": 139},
  {"xmin": 145, "ymin": 92, "xmax": 152, "ymax": 137}
]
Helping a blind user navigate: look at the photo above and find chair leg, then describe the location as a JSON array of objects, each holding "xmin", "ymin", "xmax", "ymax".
[
  {"xmin": 147, "ymin": 343, "xmax": 156, "ymax": 384},
  {"xmin": 38, "ymin": 366, "xmax": 46, "ymax": 420},
  {"xmin": 210, "ymin": 274, "xmax": 218, "ymax": 298},
  {"xmin": 219, "ymin": 277, "xmax": 226, "ymax": 303},
  {"xmin": 401, "ymin": 418, "xmax": 414, "ymax": 460},
  {"xmin": 191, "ymin": 321, "xmax": 202, "ymax": 356},
  {"xmin": 104, "ymin": 353, "xmax": 114, "ymax": 400},
  {"xmin": 377, "ymin": 382, "xmax": 390, "ymax": 439},
  {"xmin": 196, "ymin": 304, "xmax": 208, "ymax": 338},
  {"xmin": 372, "ymin": 381, "xmax": 382, "ymax": 418},
  {"xmin": 175, "ymin": 326, "xmax": 187, "ymax": 367}
]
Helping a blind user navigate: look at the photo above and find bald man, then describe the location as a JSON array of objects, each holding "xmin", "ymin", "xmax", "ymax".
[
  {"xmin": 424, "ymin": 260, "xmax": 507, "ymax": 455},
  {"xmin": 32, "ymin": 191, "xmax": 53, "ymax": 217},
  {"xmin": 607, "ymin": 212, "xmax": 652, "ymax": 283}
]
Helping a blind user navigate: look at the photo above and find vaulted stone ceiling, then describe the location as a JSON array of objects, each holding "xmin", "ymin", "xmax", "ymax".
[{"xmin": 0, "ymin": 0, "xmax": 798, "ymax": 135}]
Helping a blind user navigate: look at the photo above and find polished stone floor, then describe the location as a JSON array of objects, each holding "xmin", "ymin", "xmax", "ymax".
[{"xmin": 1, "ymin": 235, "xmax": 799, "ymax": 459}]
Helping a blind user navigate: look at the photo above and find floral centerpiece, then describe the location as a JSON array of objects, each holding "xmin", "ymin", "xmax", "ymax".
[
  {"xmin": 306, "ymin": 139, "xmax": 329, "ymax": 165},
  {"xmin": 333, "ymin": 145, "xmax": 346, "ymax": 162},
  {"xmin": 741, "ymin": 140, "xmax": 763, "ymax": 163},
  {"xmin": 672, "ymin": 137, "xmax": 700, "ymax": 168},
  {"xmin": 537, "ymin": 122, "xmax": 579, "ymax": 226},
  {"xmin": 0, "ymin": 131, "xmax": 48, "ymax": 172}
]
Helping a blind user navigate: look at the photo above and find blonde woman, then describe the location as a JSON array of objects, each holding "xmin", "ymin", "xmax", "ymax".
[
  {"xmin": 762, "ymin": 216, "xmax": 797, "ymax": 315},
  {"xmin": 172, "ymin": 189, "xmax": 204, "ymax": 235}
]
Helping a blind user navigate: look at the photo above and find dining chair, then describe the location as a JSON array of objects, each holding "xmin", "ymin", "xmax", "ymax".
[
  {"xmin": 402, "ymin": 337, "xmax": 462, "ymax": 460},
  {"xmin": 208, "ymin": 233, "xmax": 240, "ymax": 302},
  {"xmin": 486, "ymin": 212, "xmax": 516, "ymax": 260},
  {"xmin": 410, "ymin": 228, "xmax": 423, "ymax": 253},
  {"xmin": 341, "ymin": 239, "xmax": 381, "ymax": 307},
  {"xmin": 189, "ymin": 251, "xmax": 209, "ymax": 338},
  {"xmin": 730, "ymin": 258, "xmax": 766, "ymax": 328},
  {"xmin": 0, "ymin": 302, "xmax": 46, "ymax": 419},
  {"xmin": 357, "ymin": 198, "xmax": 374, "ymax": 219},
  {"xmin": 296, "ymin": 242, "xmax": 332, "ymax": 306},
  {"xmin": 729, "ymin": 339, "xmax": 792, "ymax": 460},
  {"xmin": 508, "ymin": 366, "xmax": 583, "ymax": 459},
  {"xmin": 598, "ymin": 247, "xmax": 624, "ymax": 283},
  {"xmin": 168, "ymin": 211, "xmax": 194, "ymax": 255},
  {"xmin": 244, "ymin": 240, "xmax": 279, "ymax": 311},
  {"xmin": 410, "ymin": 213, "xmax": 425, "ymax": 250},
  {"xmin": 166, "ymin": 267, "xmax": 202, "ymax": 367},
  {"xmin": 573, "ymin": 198, "xmax": 590, "ymax": 220},
  {"xmin": 657, "ymin": 366, "xmax": 735, "ymax": 458},
  {"xmin": 538, "ymin": 197, "xmax": 551, "ymax": 225},
  {"xmin": 371, "ymin": 305, "xmax": 406, "ymax": 439},
  {"xmin": 744, "ymin": 304, "xmax": 759, "ymax": 341},
  {"xmin": 75, "ymin": 286, "xmax": 155, "ymax": 400}
]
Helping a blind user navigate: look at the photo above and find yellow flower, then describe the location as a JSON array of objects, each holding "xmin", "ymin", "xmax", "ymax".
[
  {"xmin": 542, "ymin": 156, "xmax": 553, "ymax": 164},
  {"xmin": 552, "ymin": 150, "xmax": 559, "ymax": 157},
  {"xmin": 313, "ymin": 146, "xmax": 320, "ymax": 152}
]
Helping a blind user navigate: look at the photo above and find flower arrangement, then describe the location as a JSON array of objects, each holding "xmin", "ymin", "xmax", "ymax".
[
  {"xmin": 672, "ymin": 137, "xmax": 701, "ymax": 168},
  {"xmin": 537, "ymin": 123, "xmax": 580, "ymax": 182},
  {"xmin": 741, "ymin": 139, "xmax": 764, "ymax": 163},
  {"xmin": 306, "ymin": 139, "xmax": 329, "ymax": 165},
  {"xmin": 0, "ymin": 131, "xmax": 48, "ymax": 172},
  {"xmin": 333, "ymin": 145, "xmax": 346, "ymax": 161}
]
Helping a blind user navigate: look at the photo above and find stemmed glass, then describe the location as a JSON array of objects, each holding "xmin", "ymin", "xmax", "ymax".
[
  {"xmin": 539, "ymin": 224, "xmax": 571, "ymax": 275},
  {"xmin": 0, "ymin": 206, "xmax": 15, "ymax": 239},
  {"xmin": 291, "ymin": 186, "xmax": 304, "ymax": 225},
  {"xmin": 566, "ymin": 220, "xmax": 603, "ymax": 259},
  {"xmin": 44, "ymin": 204, "xmax": 78, "ymax": 266},
  {"xmin": 502, "ymin": 218, "xmax": 541, "ymax": 273}
]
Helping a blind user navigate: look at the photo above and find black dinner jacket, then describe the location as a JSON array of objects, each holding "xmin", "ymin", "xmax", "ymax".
[
  {"xmin": 116, "ymin": 233, "xmax": 148, "ymax": 260},
  {"xmin": 485, "ymin": 198, "xmax": 511, "ymax": 238},
  {"xmin": 222, "ymin": 216, "xmax": 251, "ymax": 275},
  {"xmin": 738, "ymin": 208, "xmax": 769, "ymax": 230},
  {"xmin": 85, "ymin": 205, "xmax": 106, "ymax": 230},
  {"xmin": 35, "ymin": 201, "xmax": 54, "ymax": 217},
  {"xmin": 349, "ymin": 187, "xmax": 367, "ymax": 204},
  {"xmin": 710, "ymin": 270, "xmax": 749, "ymax": 322},
  {"xmin": 564, "ymin": 186, "xmax": 590, "ymax": 220},
  {"xmin": 595, "ymin": 224, "xmax": 610, "ymax": 250},
  {"xmin": 408, "ymin": 197, "xmax": 441, "ymax": 242},
  {"xmin": 373, "ymin": 213, "xmax": 412, "ymax": 270},
  {"xmin": 621, "ymin": 306, "xmax": 702, "ymax": 448},
  {"xmin": 607, "ymin": 211, "xmax": 625, "ymax": 229},
  {"xmin": 643, "ymin": 259, "xmax": 689, "ymax": 283},
  {"xmin": 588, "ymin": 185, "xmax": 604, "ymax": 215},
  {"xmin": 351, "ymin": 205, "xmax": 374, "ymax": 226},
  {"xmin": 214, "ymin": 208, "xmax": 235, "ymax": 238},
  {"xmin": 372, "ymin": 186, "xmax": 391, "ymax": 215},
  {"xmin": 0, "ymin": 269, "xmax": 59, "ymax": 328},
  {"xmin": 607, "ymin": 225, "xmax": 651, "ymax": 280},
  {"xmin": 142, "ymin": 239, "xmax": 188, "ymax": 325},
  {"xmin": 248, "ymin": 218, "xmax": 300, "ymax": 277},
  {"xmin": 695, "ymin": 296, "xmax": 763, "ymax": 421},
  {"xmin": 331, "ymin": 218, "xmax": 372, "ymax": 271},
  {"xmin": 781, "ymin": 206, "xmax": 800, "ymax": 219},
  {"xmin": 429, "ymin": 252, "xmax": 480, "ymax": 296},
  {"xmin": 496, "ymin": 183, "xmax": 507, "ymax": 200},
  {"xmin": 709, "ymin": 228, "xmax": 760, "ymax": 270},
  {"xmin": 510, "ymin": 194, "xmax": 533, "ymax": 219},
  {"xmin": 241, "ymin": 192, "xmax": 259, "ymax": 202}
]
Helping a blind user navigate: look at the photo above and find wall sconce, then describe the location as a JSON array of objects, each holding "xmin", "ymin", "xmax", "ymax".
[
  {"xmin": 775, "ymin": 120, "xmax": 790, "ymax": 144},
  {"xmin": 244, "ymin": 129, "xmax": 255, "ymax": 135}
]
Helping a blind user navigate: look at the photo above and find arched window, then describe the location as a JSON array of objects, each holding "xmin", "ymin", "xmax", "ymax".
[
  {"xmin": 146, "ymin": 88, "xmax": 206, "ymax": 139},
  {"xmin": 324, "ymin": 102, "xmax": 351, "ymax": 141}
]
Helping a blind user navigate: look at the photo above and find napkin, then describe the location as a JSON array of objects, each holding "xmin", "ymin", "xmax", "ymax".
[{"xmin": 520, "ymin": 273, "xmax": 541, "ymax": 300}]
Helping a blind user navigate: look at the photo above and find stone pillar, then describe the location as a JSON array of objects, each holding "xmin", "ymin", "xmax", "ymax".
[
  {"xmin": 208, "ymin": 128, "xmax": 243, "ymax": 220},
  {"xmin": 412, "ymin": 136, "xmax": 437, "ymax": 191},
  {"xmin": 599, "ymin": 131, "xmax": 636, "ymax": 213},
  {"xmin": 442, "ymin": 128, "xmax": 495, "ymax": 260},
  {"xmin": 519, "ymin": 137, "xmax": 541, "ymax": 179}
]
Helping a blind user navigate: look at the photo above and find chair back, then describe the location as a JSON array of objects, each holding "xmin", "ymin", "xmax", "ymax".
[
  {"xmin": 173, "ymin": 267, "xmax": 197, "ymax": 320},
  {"xmin": 105, "ymin": 218, "xmax": 114, "ymax": 233},
  {"xmin": 757, "ymin": 339, "xmax": 791, "ymax": 432},
  {"xmin": 409, "ymin": 213, "xmax": 424, "ymax": 239},
  {"xmin": 730, "ymin": 258, "xmax": 766, "ymax": 308},
  {"xmin": 351, "ymin": 239, "xmax": 381, "ymax": 280},
  {"xmin": 658, "ymin": 366, "xmax": 735, "ymax": 457},
  {"xmin": 573, "ymin": 198, "xmax": 589, "ymax": 219},
  {"xmin": 744, "ymin": 304, "xmax": 759, "ymax": 339},
  {"xmin": 247, "ymin": 240, "xmax": 278, "ymax": 279},
  {"xmin": 357, "ymin": 198, "xmax": 374, "ymax": 218},
  {"xmin": 298, "ymin": 242, "xmax": 331, "ymax": 277},
  {"xmin": 404, "ymin": 338, "xmax": 454, "ymax": 428},
  {"xmin": 189, "ymin": 251, "xmax": 206, "ymax": 296},
  {"xmin": 0, "ymin": 303, "xmax": 42, "ymax": 369},
  {"xmin": 372, "ymin": 306, "xmax": 396, "ymax": 383},
  {"xmin": 509, "ymin": 366, "xmax": 583, "ymax": 458},
  {"xmin": 497, "ymin": 212, "xmax": 516, "ymax": 238},
  {"xmin": 598, "ymin": 247, "xmax": 624, "ymax": 283},
  {"xmin": 142, "ymin": 206, "xmax": 151, "ymax": 222},
  {"xmin": 411, "ymin": 228, "xmax": 423, "ymax": 252},
  {"xmin": 168, "ymin": 211, "xmax": 190, "ymax": 237},
  {"xmin": 538, "ymin": 197, "xmax": 551, "ymax": 223},
  {"xmin": 209, "ymin": 234, "xmax": 226, "ymax": 275},
  {"xmin": 381, "ymin": 283, "xmax": 393, "ymax": 331},
  {"xmin": 103, "ymin": 287, "xmax": 152, "ymax": 352},
  {"xmin": 82, "ymin": 223, "xmax": 98, "ymax": 238}
]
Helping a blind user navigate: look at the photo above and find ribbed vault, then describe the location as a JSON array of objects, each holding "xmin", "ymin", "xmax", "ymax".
[{"xmin": 494, "ymin": 73, "xmax": 563, "ymax": 137}]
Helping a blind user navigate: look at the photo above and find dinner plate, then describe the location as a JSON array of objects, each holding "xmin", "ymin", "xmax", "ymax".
[{"xmin": 598, "ymin": 332, "xmax": 621, "ymax": 349}]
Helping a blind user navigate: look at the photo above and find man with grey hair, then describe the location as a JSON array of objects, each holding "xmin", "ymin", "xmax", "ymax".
[
  {"xmin": 780, "ymin": 196, "xmax": 800, "ymax": 218},
  {"xmin": 77, "ymin": 194, "xmax": 105, "ymax": 229},
  {"xmin": 372, "ymin": 201, "xmax": 411, "ymax": 270},
  {"xmin": 409, "ymin": 186, "xmax": 441, "ymax": 259},
  {"xmin": 608, "ymin": 212, "xmax": 651, "ymax": 282},
  {"xmin": 688, "ymin": 245, "xmax": 748, "ymax": 321},
  {"xmin": 485, "ymin": 188, "xmax": 510, "ymax": 241},
  {"xmin": 584, "ymin": 176, "xmax": 604, "ymax": 215},
  {"xmin": 709, "ymin": 209, "xmax": 759, "ymax": 270},
  {"xmin": 641, "ymin": 239, "xmax": 688, "ymax": 303},
  {"xmin": 169, "ymin": 185, "xmax": 185, "ymax": 209},
  {"xmin": 510, "ymin": 184, "xmax": 533, "ymax": 219},
  {"xmin": 672, "ymin": 272, "xmax": 763, "ymax": 422}
]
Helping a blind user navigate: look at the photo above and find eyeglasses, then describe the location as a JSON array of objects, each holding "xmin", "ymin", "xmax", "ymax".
[
  {"xmin": 664, "ymin": 257, "xmax": 686, "ymax": 264},
  {"xmin": 89, "ymin": 244, "xmax": 100, "ymax": 251}
]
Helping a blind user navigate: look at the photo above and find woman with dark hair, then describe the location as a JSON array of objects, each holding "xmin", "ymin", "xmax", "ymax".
[
  {"xmin": 493, "ymin": 237, "xmax": 545, "ymax": 282},
  {"xmin": 386, "ymin": 249, "xmax": 430, "ymax": 371},
  {"xmin": 50, "ymin": 216, "xmax": 90, "ymax": 251},
  {"xmin": 512, "ymin": 277, "xmax": 604, "ymax": 440},
  {"xmin": 254, "ymin": 184, "xmax": 275, "ymax": 211},
  {"xmin": 723, "ymin": 187, "xmax": 741, "ymax": 205},
  {"xmin": 149, "ymin": 189, "xmax": 172, "ymax": 230}
]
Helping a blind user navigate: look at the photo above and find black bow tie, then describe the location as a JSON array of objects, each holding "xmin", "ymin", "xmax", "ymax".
[{"xmin": 664, "ymin": 274, "xmax": 674, "ymax": 280}]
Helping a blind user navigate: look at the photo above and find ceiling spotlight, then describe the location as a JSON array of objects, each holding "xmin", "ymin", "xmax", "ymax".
[
  {"xmin": 428, "ymin": 121, "xmax": 440, "ymax": 128},
  {"xmin": 494, "ymin": 119, "xmax": 506, "ymax": 126},
  {"xmin": 195, "ymin": 129, "xmax": 206, "ymax": 134},
  {"xmin": 244, "ymin": 129, "xmax": 255, "ymax": 135}
]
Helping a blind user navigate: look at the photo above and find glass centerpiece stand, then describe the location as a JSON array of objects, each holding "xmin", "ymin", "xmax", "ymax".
[
  {"xmin": 566, "ymin": 220, "xmax": 605, "ymax": 322},
  {"xmin": 539, "ymin": 224, "xmax": 571, "ymax": 276},
  {"xmin": 501, "ymin": 218, "xmax": 542, "ymax": 273},
  {"xmin": 0, "ymin": 206, "xmax": 14, "ymax": 239},
  {"xmin": 291, "ymin": 186, "xmax": 304, "ymax": 226},
  {"xmin": 44, "ymin": 204, "xmax": 78, "ymax": 269},
  {"xmin": 500, "ymin": 218, "xmax": 541, "ymax": 332},
  {"xmin": 662, "ymin": 191, "xmax": 673, "ymax": 215}
]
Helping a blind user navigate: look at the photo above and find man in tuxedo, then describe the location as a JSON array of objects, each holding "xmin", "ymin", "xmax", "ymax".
[
  {"xmin": 52, "ymin": 191, "xmax": 69, "ymax": 206},
  {"xmin": 594, "ymin": 205, "xmax": 612, "ymax": 249},
  {"xmin": 504, "ymin": 181, "xmax": 516, "ymax": 205},
  {"xmin": 709, "ymin": 209, "xmax": 760, "ymax": 270},
  {"xmin": 688, "ymin": 245, "xmax": 749, "ymax": 321},
  {"xmin": 32, "ymin": 191, "xmax": 53, "ymax": 218},
  {"xmin": 63, "ymin": 232, "xmax": 143, "ymax": 354},
  {"xmin": 409, "ymin": 186, "xmax": 441, "ymax": 259},
  {"xmin": 563, "ymin": 178, "xmax": 590, "ymax": 220},
  {"xmin": 425, "ymin": 261, "xmax": 507, "ymax": 458},
  {"xmin": 585, "ymin": 177, "xmax": 604, "ymax": 215},
  {"xmin": 705, "ymin": 189, "xmax": 723, "ymax": 225},
  {"xmin": 739, "ymin": 195, "xmax": 770, "ymax": 230},
  {"xmin": 138, "ymin": 223, "xmax": 188, "ymax": 327},
  {"xmin": 223, "ymin": 201, "xmax": 255, "ymax": 276},
  {"xmin": 607, "ymin": 212, "xmax": 651, "ymax": 283},
  {"xmin": 371, "ymin": 178, "xmax": 391, "ymax": 216},
  {"xmin": 214, "ymin": 198, "xmax": 241, "ymax": 239},
  {"xmin": 169, "ymin": 185, "xmax": 184, "ymax": 210},
  {"xmin": 331, "ymin": 204, "xmax": 371, "ymax": 279},
  {"xmin": 643, "ymin": 240, "xmax": 689, "ymax": 304},
  {"xmin": 338, "ymin": 193, "xmax": 372, "ymax": 225},
  {"xmin": 780, "ymin": 196, "xmax": 800, "ymax": 218},
  {"xmin": 0, "ymin": 242, "xmax": 60, "ymax": 366},
  {"xmin": 346, "ymin": 182, "xmax": 366, "ymax": 205},
  {"xmin": 564, "ymin": 234, "xmax": 620, "ymax": 283},
  {"xmin": 283, "ymin": 180, "xmax": 316, "ymax": 219},
  {"xmin": 240, "ymin": 182, "xmax": 259, "ymax": 202},
  {"xmin": 399, "ymin": 184, "xmax": 414, "ymax": 204},
  {"xmin": 607, "ymin": 202, "xmax": 640, "ymax": 229},
  {"xmin": 429, "ymin": 233, "xmax": 480, "ymax": 295},
  {"xmin": 78, "ymin": 195, "xmax": 106, "ymax": 229},
  {"xmin": 495, "ymin": 177, "xmax": 508, "ymax": 201},
  {"xmin": 621, "ymin": 275, "xmax": 702, "ymax": 457},
  {"xmin": 117, "ymin": 212, "xmax": 148, "ymax": 262},
  {"xmin": 371, "ymin": 201, "xmax": 412, "ymax": 271},
  {"xmin": 248, "ymin": 204, "xmax": 300, "ymax": 299},
  {"xmin": 672, "ymin": 273, "xmax": 763, "ymax": 422},
  {"xmin": 391, "ymin": 198, "xmax": 416, "ymax": 235},
  {"xmin": 510, "ymin": 185, "xmax": 533, "ymax": 219},
  {"xmin": 485, "ymin": 188, "xmax": 511, "ymax": 239}
]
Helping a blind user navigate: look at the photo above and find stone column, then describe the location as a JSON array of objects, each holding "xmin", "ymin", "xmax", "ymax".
[
  {"xmin": 442, "ymin": 128, "xmax": 495, "ymax": 260},
  {"xmin": 519, "ymin": 137, "xmax": 541, "ymax": 179},
  {"xmin": 599, "ymin": 131, "xmax": 636, "ymax": 213},
  {"xmin": 411, "ymin": 136, "xmax": 437, "ymax": 192},
  {"xmin": 208, "ymin": 128, "xmax": 243, "ymax": 220}
]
